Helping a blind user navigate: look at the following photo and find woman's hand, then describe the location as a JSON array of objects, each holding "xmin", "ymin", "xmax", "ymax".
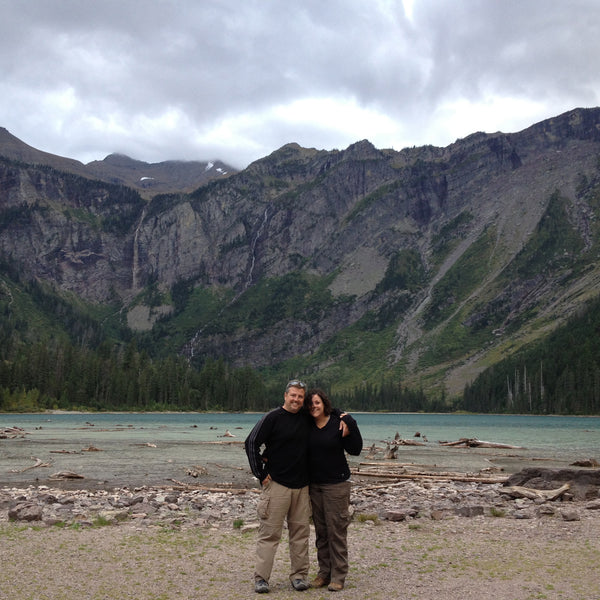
[{"xmin": 339, "ymin": 413, "xmax": 350, "ymax": 437}]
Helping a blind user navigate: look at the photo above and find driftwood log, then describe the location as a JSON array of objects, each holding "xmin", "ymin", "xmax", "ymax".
[
  {"xmin": 439, "ymin": 438, "xmax": 524, "ymax": 449},
  {"xmin": 571, "ymin": 458, "xmax": 600, "ymax": 467},
  {"xmin": 384, "ymin": 444, "xmax": 398, "ymax": 460},
  {"xmin": 49, "ymin": 471, "xmax": 85, "ymax": 480},
  {"xmin": 500, "ymin": 483, "xmax": 570, "ymax": 501},
  {"xmin": 504, "ymin": 467, "xmax": 600, "ymax": 500},
  {"xmin": 352, "ymin": 467, "xmax": 507, "ymax": 484},
  {"xmin": 0, "ymin": 426, "xmax": 27, "ymax": 439},
  {"xmin": 9, "ymin": 457, "xmax": 52, "ymax": 473},
  {"xmin": 166, "ymin": 478, "xmax": 259, "ymax": 494},
  {"xmin": 365, "ymin": 443, "xmax": 379, "ymax": 459}
]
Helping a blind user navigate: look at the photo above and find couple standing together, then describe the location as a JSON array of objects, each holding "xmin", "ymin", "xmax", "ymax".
[{"xmin": 244, "ymin": 379, "xmax": 363, "ymax": 593}]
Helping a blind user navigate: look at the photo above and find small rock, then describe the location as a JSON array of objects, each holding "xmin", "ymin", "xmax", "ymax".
[
  {"xmin": 8, "ymin": 502, "xmax": 43, "ymax": 522},
  {"xmin": 513, "ymin": 510, "xmax": 534, "ymax": 519},
  {"xmin": 383, "ymin": 510, "xmax": 408, "ymax": 521},
  {"xmin": 537, "ymin": 505, "xmax": 556, "ymax": 516},
  {"xmin": 454, "ymin": 506, "xmax": 485, "ymax": 517},
  {"xmin": 561, "ymin": 510, "xmax": 581, "ymax": 521}
]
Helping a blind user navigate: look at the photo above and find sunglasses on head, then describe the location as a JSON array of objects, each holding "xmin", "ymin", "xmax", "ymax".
[{"xmin": 286, "ymin": 379, "xmax": 307, "ymax": 391}]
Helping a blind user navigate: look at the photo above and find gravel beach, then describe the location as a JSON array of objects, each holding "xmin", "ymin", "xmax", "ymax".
[
  {"xmin": 2, "ymin": 499, "xmax": 600, "ymax": 600},
  {"xmin": 2, "ymin": 467, "xmax": 600, "ymax": 600}
]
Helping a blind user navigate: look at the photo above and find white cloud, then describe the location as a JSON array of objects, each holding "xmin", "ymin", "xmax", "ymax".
[
  {"xmin": 0, "ymin": 0, "xmax": 599, "ymax": 167},
  {"xmin": 424, "ymin": 96, "xmax": 552, "ymax": 146}
]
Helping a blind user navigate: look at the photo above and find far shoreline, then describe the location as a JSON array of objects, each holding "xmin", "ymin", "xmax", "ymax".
[{"xmin": 3, "ymin": 409, "xmax": 600, "ymax": 418}]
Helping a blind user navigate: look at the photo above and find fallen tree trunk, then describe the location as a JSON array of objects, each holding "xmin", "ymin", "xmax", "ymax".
[
  {"xmin": 165, "ymin": 479, "xmax": 258, "ymax": 494},
  {"xmin": 351, "ymin": 468, "xmax": 507, "ymax": 484},
  {"xmin": 390, "ymin": 439, "xmax": 426, "ymax": 446},
  {"xmin": 500, "ymin": 482, "xmax": 570, "ymax": 501},
  {"xmin": 49, "ymin": 471, "xmax": 85, "ymax": 480},
  {"xmin": 439, "ymin": 437, "xmax": 524, "ymax": 449},
  {"xmin": 9, "ymin": 457, "xmax": 51, "ymax": 473},
  {"xmin": 359, "ymin": 461, "xmax": 420, "ymax": 468},
  {"xmin": 0, "ymin": 426, "xmax": 27, "ymax": 439}
]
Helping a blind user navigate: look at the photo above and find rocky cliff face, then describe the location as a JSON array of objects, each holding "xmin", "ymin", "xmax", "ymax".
[{"xmin": 2, "ymin": 108, "xmax": 600, "ymax": 395}]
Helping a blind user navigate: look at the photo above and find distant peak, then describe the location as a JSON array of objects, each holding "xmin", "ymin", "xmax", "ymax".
[
  {"xmin": 102, "ymin": 153, "xmax": 145, "ymax": 167},
  {"xmin": 344, "ymin": 139, "xmax": 380, "ymax": 159}
]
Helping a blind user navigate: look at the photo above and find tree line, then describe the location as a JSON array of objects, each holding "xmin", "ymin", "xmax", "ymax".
[
  {"xmin": 0, "ymin": 332, "xmax": 447, "ymax": 413},
  {"xmin": 0, "ymin": 338, "xmax": 270, "ymax": 413},
  {"xmin": 462, "ymin": 294, "xmax": 600, "ymax": 414}
]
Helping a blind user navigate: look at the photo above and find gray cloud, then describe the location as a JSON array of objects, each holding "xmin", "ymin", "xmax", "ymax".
[{"xmin": 1, "ymin": 0, "xmax": 598, "ymax": 168}]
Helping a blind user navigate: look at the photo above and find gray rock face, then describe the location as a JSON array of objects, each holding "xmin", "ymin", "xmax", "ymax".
[{"xmin": 3, "ymin": 108, "xmax": 600, "ymax": 381}]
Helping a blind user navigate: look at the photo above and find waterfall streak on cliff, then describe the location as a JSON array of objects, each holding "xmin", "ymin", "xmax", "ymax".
[
  {"xmin": 245, "ymin": 207, "xmax": 269, "ymax": 290},
  {"xmin": 132, "ymin": 207, "xmax": 146, "ymax": 291},
  {"xmin": 184, "ymin": 206, "xmax": 269, "ymax": 359}
]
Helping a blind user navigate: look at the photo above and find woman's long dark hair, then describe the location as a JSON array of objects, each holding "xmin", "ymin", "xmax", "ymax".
[{"xmin": 305, "ymin": 388, "xmax": 332, "ymax": 416}]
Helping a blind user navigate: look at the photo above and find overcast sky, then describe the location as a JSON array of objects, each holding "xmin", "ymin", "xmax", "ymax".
[{"xmin": 1, "ymin": 0, "xmax": 598, "ymax": 169}]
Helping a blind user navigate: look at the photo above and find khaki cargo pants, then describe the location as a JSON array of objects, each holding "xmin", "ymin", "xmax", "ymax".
[{"xmin": 254, "ymin": 479, "xmax": 310, "ymax": 583}]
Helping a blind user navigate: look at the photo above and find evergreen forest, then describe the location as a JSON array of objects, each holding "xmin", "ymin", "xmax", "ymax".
[{"xmin": 2, "ymin": 284, "xmax": 600, "ymax": 414}]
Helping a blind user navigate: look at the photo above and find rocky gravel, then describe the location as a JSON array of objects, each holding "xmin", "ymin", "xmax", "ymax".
[
  {"xmin": 2, "ymin": 469, "xmax": 600, "ymax": 599},
  {"xmin": 2, "ymin": 469, "xmax": 600, "ymax": 530},
  {"xmin": 0, "ymin": 469, "xmax": 600, "ymax": 600}
]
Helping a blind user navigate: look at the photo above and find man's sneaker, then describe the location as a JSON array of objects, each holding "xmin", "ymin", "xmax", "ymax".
[
  {"xmin": 254, "ymin": 578, "xmax": 269, "ymax": 593},
  {"xmin": 291, "ymin": 578, "xmax": 309, "ymax": 591}
]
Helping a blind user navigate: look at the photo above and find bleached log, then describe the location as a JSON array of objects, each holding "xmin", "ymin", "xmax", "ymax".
[
  {"xmin": 82, "ymin": 445, "xmax": 102, "ymax": 452},
  {"xmin": 439, "ymin": 437, "xmax": 524, "ymax": 449},
  {"xmin": 0, "ymin": 426, "xmax": 27, "ymax": 439},
  {"xmin": 352, "ymin": 468, "xmax": 507, "ymax": 484},
  {"xmin": 9, "ymin": 457, "xmax": 51, "ymax": 472},
  {"xmin": 501, "ymin": 483, "xmax": 570, "ymax": 501},
  {"xmin": 365, "ymin": 444, "xmax": 379, "ymax": 459},
  {"xmin": 49, "ymin": 471, "xmax": 85, "ymax": 480},
  {"xmin": 165, "ymin": 479, "xmax": 259, "ymax": 493},
  {"xmin": 359, "ymin": 461, "xmax": 418, "ymax": 467},
  {"xmin": 384, "ymin": 444, "xmax": 398, "ymax": 460},
  {"xmin": 395, "ymin": 439, "xmax": 426, "ymax": 446}
]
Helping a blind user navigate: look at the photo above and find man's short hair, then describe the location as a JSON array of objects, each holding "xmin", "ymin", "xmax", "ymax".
[{"xmin": 286, "ymin": 379, "xmax": 307, "ymax": 392}]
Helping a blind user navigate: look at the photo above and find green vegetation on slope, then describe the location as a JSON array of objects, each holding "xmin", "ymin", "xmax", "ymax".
[{"xmin": 462, "ymin": 293, "xmax": 600, "ymax": 414}]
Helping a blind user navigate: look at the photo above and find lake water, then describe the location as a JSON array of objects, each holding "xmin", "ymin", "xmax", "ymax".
[{"xmin": 1, "ymin": 412, "xmax": 599, "ymax": 489}]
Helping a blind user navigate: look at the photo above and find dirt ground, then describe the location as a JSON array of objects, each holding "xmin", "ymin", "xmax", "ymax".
[{"xmin": 1, "ymin": 510, "xmax": 599, "ymax": 600}]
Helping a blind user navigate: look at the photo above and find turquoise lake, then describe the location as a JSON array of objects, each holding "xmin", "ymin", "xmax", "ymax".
[{"xmin": 1, "ymin": 412, "xmax": 598, "ymax": 489}]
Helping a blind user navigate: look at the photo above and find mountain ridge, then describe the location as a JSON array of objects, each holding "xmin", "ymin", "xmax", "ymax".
[
  {"xmin": 0, "ymin": 127, "xmax": 238, "ymax": 197},
  {"xmin": 2, "ymin": 107, "xmax": 600, "ymax": 401}
]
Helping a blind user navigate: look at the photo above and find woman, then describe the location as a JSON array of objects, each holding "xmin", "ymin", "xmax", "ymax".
[{"xmin": 305, "ymin": 388, "xmax": 363, "ymax": 592}]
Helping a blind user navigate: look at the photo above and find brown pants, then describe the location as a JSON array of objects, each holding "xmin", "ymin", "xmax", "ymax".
[
  {"xmin": 254, "ymin": 480, "xmax": 310, "ymax": 583},
  {"xmin": 309, "ymin": 480, "xmax": 352, "ymax": 586}
]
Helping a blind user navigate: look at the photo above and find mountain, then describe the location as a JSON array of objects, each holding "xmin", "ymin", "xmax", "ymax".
[
  {"xmin": 0, "ymin": 127, "xmax": 90, "ymax": 175},
  {"xmin": 84, "ymin": 154, "xmax": 235, "ymax": 196},
  {"xmin": 2, "ymin": 107, "xmax": 600, "ymax": 403},
  {"xmin": 0, "ymin": 127, "xmax": 237, "ymax": 197}
]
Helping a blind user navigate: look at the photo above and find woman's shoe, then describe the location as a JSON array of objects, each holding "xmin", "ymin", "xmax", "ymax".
[{"xmin": 311, "ymin": 576, "xmax": 330, "ymax": 588}]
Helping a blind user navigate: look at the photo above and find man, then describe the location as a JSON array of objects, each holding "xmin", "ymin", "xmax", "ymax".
[{"xmin": 244, "ymin": 380, "xmax": 312, "ymax": 593}]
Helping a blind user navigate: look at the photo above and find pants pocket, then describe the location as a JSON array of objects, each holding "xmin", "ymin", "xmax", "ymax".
[{"xmin": 257, "ymin": 483, "xmax": 271, "ymax": 520}]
